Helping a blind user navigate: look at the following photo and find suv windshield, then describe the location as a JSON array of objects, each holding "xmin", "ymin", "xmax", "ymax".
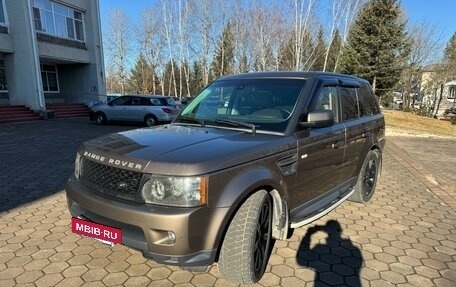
[{"xmin": 175, "ymin": 79, "xmax": 306, "ymax": 133}]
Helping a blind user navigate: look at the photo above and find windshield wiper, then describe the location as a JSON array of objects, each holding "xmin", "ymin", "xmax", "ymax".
[
  {"xmin": 212, "ymin": 118, "xmax": 256, "ymax": 135},
  {"xmin": 175, "ymin": 116, "xmax": 205, "ymax": 127}
]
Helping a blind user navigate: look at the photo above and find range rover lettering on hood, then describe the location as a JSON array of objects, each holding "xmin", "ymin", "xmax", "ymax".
[{"xmin": 83, "ymin": 151, "xmax": 143, "ymax": 170}]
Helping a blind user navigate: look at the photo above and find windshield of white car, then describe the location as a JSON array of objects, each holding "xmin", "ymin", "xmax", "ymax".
[{"xmin": 174, "ymin": 79, "xmax": 306, "ymax": 133}]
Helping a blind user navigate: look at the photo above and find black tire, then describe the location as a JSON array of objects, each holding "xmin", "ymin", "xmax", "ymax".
[
  {"xmin": 144, "ymin": 115, "xmax": 157, "ymax": 127},
  {"xmin": 349, "ymin": 149, "xmax": 381, "ymax": 203},
  {"xmin": 95, "ymin": 112, "xmax": 107, "ymax": 125},
  {"xmin": 218, "ymin": 190, "xmax": 273, "ymax": 284}
]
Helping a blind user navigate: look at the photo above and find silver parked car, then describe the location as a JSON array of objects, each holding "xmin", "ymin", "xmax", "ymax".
[{"xmin": 90, "ymin": 95, "xmax": 179, "ymax": 126}]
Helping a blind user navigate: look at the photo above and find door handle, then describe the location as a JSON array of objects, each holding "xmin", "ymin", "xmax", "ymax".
[{"xmin": 332, "ymin": 142, "xmax": 344, "ymax": 149}]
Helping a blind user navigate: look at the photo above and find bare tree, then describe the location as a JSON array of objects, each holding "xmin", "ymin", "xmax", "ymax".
[
  {"xmin": 398, "ymin": 22, "xmax": 443, "ymax": 109},
  {"xmin": 322, "ymin": 0, "xmax": 346, "ymax": 71},
  {"xmin": 188, "ymin": 0, "xmax": 215, "ymax": 85},
  {"xmin": 249, "ymin": 1, "xmax": 284, "ymax": 71},
  {"xmin": 138, "ymin": 5, "xmax": 167, "ymax": 95},
  {"xmin": 106, "ymin": 65, "xmax": 122, "ymax": 93},
  {"xmin": 105, "ymin": 9, "xmax": 131, "ymax": 94},
  {"xmin": 160, "ymin": 0, "xmax": 179, "ymax": 97},
  {"xmin": 230, "ymin": 1, "xmax": 252, "ymax": 73},
  {"xmin": 177, "ymin": 0, "xmax": 192, "ymax": 97},
  {"xmin": 289, "ymin": 0, "xmax": 317, "ymax": 70}
]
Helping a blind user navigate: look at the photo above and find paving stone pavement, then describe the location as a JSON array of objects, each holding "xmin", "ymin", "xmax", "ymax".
[{"xmin": 0, "ymin": 118, "xmax": 455, "ymax": 287}]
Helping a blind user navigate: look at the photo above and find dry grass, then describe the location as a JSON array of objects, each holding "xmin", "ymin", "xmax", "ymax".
[{"xmin": 383, "ymin": 110, "xmax": 456, "ymax": 138}]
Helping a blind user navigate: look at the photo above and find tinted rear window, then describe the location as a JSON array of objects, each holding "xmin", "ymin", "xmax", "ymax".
[
  {"xmin": 340, "ymin": 86, "xmax": 359, "ymax": 121},
  {"xmin": 358, "ymin": 84, "xmax": 380, "ymax": 116}
]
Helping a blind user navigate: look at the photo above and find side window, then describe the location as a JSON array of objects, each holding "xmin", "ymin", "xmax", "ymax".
[
  {"xmin": 151, "ymin": 99, "xmax": 162, "ymax": 106},
  {"xmin": 359, "ymin": 84, "xmax": 380, "ymax": 115},
  {"xmin": 131, "ymin": 97, "xmax": 141, "ymax": 106},
  {"xmin": 448, "ymin": 86, "xmax": 456, "ymax": 99},
  {"xmin": 311, "ymin": 86, "xmax": 340, "ymax": 123},
  {"xmin": 357, "ymin": 87, "xmax": 368, "ymax": 116},
  {"xmin": 139, "ymin": 97, "xmax": 151, "ymax": 106},
  {"xmin": 340, "ymin": 87, "xmax": 359, "ymax": 121},
  {"xmin": 111, "ymin": 97, "xmax": 131, "ymax": 106}
]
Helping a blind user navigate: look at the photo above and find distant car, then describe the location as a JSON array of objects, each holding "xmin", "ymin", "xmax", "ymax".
[
  {"xmin": 393, "ymin": 95, "xmax": 403, "ymax": 109},
  {"xmin": 413, "ymin": 101, "xmax": 422, "ymax": 110},
  {"xmin": 90, "ymin": 95, "xmax": 179, "ymax": 126},
  {"xmin": 168, "ymin": 97, "xmax": 184, "ymax": 110},
  {"xmin": 181, "ymin": 96, "xmax": 194, "ymax": 105}
]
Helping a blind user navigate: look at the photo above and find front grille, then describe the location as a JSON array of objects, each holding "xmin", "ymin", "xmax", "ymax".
[{"xmin": 79, "ymin": 157, "xmax": 144, "ymax": 202}]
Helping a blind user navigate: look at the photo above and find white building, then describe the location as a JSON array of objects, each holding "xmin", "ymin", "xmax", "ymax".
[{"xmin": 0, "ymin": 0, "xmax": 105, "ymax": 114}]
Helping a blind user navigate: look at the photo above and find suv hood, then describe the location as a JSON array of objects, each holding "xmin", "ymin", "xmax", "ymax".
[{"xmin": 80, "ymin": 125, "xmax": 295, "ymax": 176}]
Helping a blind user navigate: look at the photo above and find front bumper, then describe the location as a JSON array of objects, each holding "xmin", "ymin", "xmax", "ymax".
[{"xmin": 66, "ymin": 176, "xmax": 229, "ymax": 266}]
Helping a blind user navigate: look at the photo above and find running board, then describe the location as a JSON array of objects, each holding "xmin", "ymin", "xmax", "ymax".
[{"xmin": 290, "ymin": 189, "xmax": 354, "ymax": 228}]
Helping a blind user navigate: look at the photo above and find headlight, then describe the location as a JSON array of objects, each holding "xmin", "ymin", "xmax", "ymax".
[
  {"xmin": 74, "ymin": 153, "xmax": 81, "ymax": 179},
  {"xmin": 141, "ymin": 175, "xmax": 208, "ymax": 207}
]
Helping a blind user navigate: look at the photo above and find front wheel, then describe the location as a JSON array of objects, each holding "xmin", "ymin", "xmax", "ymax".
[
  {"xmin": 95, "ymin": 112, "xmax": 107, "ymax": 125},
  {"xmin": 349, "ymin": 149, "xmax": 381, "ymax": 203},
  {"xmin": 218, "ymin": 190, "xmax": 273, "ymax": 284}
]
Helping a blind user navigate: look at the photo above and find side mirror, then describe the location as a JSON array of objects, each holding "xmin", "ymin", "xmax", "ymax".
[{"xmin": 300, "ymin": 110, "xmax": 334, "ymax": 128}]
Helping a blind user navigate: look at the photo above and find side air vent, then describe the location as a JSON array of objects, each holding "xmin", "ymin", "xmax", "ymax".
[{"xmin": 277, "ymin": 154, "xmax": 298, "ymax": 176}]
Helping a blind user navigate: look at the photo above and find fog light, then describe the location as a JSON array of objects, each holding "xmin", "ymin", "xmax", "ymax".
[{"xmin": 167, "ymin": 231, "xmax": 176, "ymax": 243}]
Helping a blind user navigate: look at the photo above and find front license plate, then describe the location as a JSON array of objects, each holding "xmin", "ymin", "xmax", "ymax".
[{"xmin": 71, "ymin": 217, "xmax": 122, "ymax": 245}]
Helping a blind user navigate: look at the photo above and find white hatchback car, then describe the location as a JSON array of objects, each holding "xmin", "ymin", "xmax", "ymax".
[{"xmin": 90, "ymin": 95, "xmax": 180, "ymax": 126}]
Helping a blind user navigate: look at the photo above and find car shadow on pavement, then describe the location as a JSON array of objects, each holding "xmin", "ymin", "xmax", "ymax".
[
  {"xmin": 296, "ymin": 220, "xmax": 363, "ymax": 287},
  {"xmin": 0, "ymin": 119, "xmax": 133, "ymax": 213}
]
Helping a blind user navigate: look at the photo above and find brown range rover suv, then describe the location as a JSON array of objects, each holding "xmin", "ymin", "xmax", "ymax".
[{"xmin": 66, "ymin": 72, "xmax": 385, "ymax": 284}]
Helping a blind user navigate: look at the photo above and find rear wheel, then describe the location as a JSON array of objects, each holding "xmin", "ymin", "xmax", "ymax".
[
  {"xmin": 144, "ymin": 115, "xmax": 158, "ymax": 127},
  {"xmin": 218, "ymin": 190, "xmax": 273, "ymax": 284},
  {"xmin": 95, "ymin": 112, "xmax": 107, "ymax": 125},
  {"xmin": 349, "ymin": 149, "xmax": 381, "ymax": 203}
]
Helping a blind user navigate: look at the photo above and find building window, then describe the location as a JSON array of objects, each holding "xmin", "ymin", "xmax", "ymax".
[
  {"xmin": 33, "ymin": 0, "xmax": 84, "ymax": 41},
  {"xmin": 0, "ymin": 0, "xmax": 6, "ymax": 25},
  {"xmin": 0, "ymin": 59, "xmax": 7, "ymax": 91},
  {"xmin": 449, "ymin": 86, "xmax": 456, "ymax": 99},
  {"xmin": 41, "ymin": 64, "xmax": 59, "ymax": 92}
]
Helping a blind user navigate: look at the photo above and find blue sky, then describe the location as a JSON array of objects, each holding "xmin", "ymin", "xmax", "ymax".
[{"xmin": 401, "ymin": 0, "xmax": 455, "ymax": 42}]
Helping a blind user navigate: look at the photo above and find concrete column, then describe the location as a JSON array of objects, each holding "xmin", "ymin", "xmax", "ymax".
[
  {"xmin": 85, "ymin": 0, "xmax": 106, "ymax": 98},
  {"xmin": 4, "ymin": 0, "xmax": 45, "ymax": 111}
]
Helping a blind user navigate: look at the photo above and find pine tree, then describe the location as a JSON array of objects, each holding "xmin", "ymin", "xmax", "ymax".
[
  {"xmin": 211, "ymin": 23, "xmax": 235, "ymax": 77},
  {"xmin": 327, "ymin": 29, "xmax": 342, "ymax": 72},
  {"xmin": 278, "ymin": 30, "xmax": 314, "ymax": 71},
  {"xmin": 311, "ymin": 27, "xmax": 326, "ymax": 71},
  {"xmin": 444, "ymin": 33, "xmax": 456, "ymax": 61},
  {"xmin": 239, "ymin": 53, "xmax": 249, "ymax": 73},
  {"xmin": 162, "ymin": 60, "xmax": 180, "ymax": 97},
  {"xmin": 443, "ymin": 32, "xmax": 456, "ymax": 80},
  {"xmin": 339, "ymin": 0, "xmax": 410, "ymax": 96},
  {"xmin": 254, "ymin": 44, "xmax": 274, "ymax": 71},
  {"xmin": 278, "ymin": 36, "xmax": 295, "ymax": 70},
  {"xmin": 189, "ymin": 61, "xmax": 205, "ymax": 96},
  {"xmin": 180, "ymin": 60, "xmax": 191, "ymax": 98},
  {"xmin": 128, "ymin": 54, "xmax": 157, "ymax": 94}
]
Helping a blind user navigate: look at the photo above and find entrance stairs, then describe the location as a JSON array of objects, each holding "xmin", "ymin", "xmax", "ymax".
[
  {"xmin": 46, "ymin": 103, "xmax": 90, "ymax": 118},
  {"xmin": 0, "ymin": 105, "xmax": 42, "ymax": 124}
]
